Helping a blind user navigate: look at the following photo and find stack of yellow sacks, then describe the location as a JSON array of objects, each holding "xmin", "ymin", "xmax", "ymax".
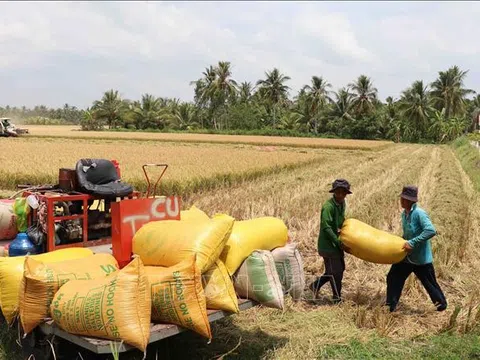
[
  {"xmin": 133, "ymin": 205, "xmax": 306, "ymax": 315},
  {"xmin": 131, "ymin": 205, "xmax": 294, "ymax": 344},
  {"xmin": 5, "ymin": 206, "xmax": 295, "ymax": 352}
]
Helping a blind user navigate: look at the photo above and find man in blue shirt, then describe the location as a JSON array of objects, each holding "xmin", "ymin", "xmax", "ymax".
[{"xmin": 386, "ymin": 185, "xmax": 447, "ymax": 312}]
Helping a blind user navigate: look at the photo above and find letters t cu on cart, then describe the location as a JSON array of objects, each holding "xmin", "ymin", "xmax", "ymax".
[{"xmin": 111, "ymin": 164, "xmax": 182, "ymax": 268}]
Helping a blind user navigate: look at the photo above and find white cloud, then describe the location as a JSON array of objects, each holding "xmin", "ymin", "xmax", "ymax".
[
  {"xmin": 0, "ymin": 2, "xmax": 479, "ymax": 107},
  {"xmin": 294, "ymin": 11, "xmax": 375, "ymax": 63}
]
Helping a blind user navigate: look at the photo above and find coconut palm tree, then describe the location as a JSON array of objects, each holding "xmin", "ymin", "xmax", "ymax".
[
  {"xmin": 256, "ymin": 68, "xmax": 291, "ymax": 126},
  {"xmin": 377, "ymin": 96, "xmax": 399, "ymax": 140},
  {"xmin": 278, "ymin": 112, "xmax": 304, "ymax": 131},
  {"xmin": 430, "ymin": 65, "xmax": 474, "ymax": 119},
  {"xmin": 467, "ymin": 94, "xmax": 480, "ymax": 132},
  {"xmin": 212, "ymin": 61, "xmax": 237, "ymax": 129},
  {"xmin": 384, "ymin": 96, "xmax": 399, "ymax": 124},
  {"xmin": 302, "ymin": 76, "xmax": 333, "ymax": 133},
  {"xmin": 398, "ymin": 80, "xmax": 433, "ymax": 136},
  {"xmin": 92, "ymin": 90, "xmax": 125, "ymax": 129},
  {"xmin": 190, "ymin": 62, "xmax": 237, "ymax": 129},
  {"xmin": 170, "ymin": 103, "xmax": 199, "ymax": 130},
  {"xmin": 348, "ymin": 75, "xmax": 378, "ymax": 116},
  {"xmin": 130, "ymin": 94, "xmax": 167, "ymax": 129},
  {"xmin": 190, "ymin": 65, "xmax": 217, "ymax": 108},
  {"xmin": 80, "ymin": 107, "xmax": 102, "ymax": 131},
  {"xmin": 213, "ymin": 61, "xmax": 238, "ymax": 103},
  {"xmin": 331, "ymin": 87, "xmax": 355, "ymax": 121},
  {"xmin": 238, "ymin": 82, "xmax": 255, "ymax": 104}
]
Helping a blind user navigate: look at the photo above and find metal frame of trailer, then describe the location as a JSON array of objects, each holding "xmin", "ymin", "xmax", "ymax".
[{"xmin": 36, "ymin": 299, "xmax": 255, "ymax": 355}]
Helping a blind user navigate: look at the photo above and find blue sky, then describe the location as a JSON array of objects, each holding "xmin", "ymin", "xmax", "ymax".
[{"xmin": 1, "ymin": 1, "xmax": 479, "ymax": 108}]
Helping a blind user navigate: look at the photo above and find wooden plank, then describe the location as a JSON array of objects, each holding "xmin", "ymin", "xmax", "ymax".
[{"xmin": 39, "ymin": 299, "xmax": 255, "ymax": 354}]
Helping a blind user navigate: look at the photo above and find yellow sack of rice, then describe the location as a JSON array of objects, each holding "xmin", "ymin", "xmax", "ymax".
[
  {"xmin": 20, "ymin": 253, "xmax": 119, "ymax": 335},
  {"xmin": 202, "ymin": 259, "xmax": 239, "ymax": 313},
  {"xmin": 220, "ymin": 217, "xmax": 288, "ymax": 275},
  {"xmin": 340, "ymin": 218, "xmax": 407, "ymax": 264},
  {"xmin": 233, "ymin": 250, "xmax": 284, "ymax": 310},
  {"xmin": 271, "ymin": 242, "xmax": 305, "ymax": 301},
  {"xmin": 181, "ymin": 205, "xmax": 210, "ymax": 222},
  {"xmin": 146, "ymin": 254, "xmax": 211, "ymax": 339},
  {"xmin": 0, "ymin": 247, "xmax": 94, "ymax": 324},
  {"xmin": 133, "ymin": 214, "xmax": 234, "ymax": 273},
  {"xmin": 50, "ymin": 257, "xmax": 151, "ymax": 352}
]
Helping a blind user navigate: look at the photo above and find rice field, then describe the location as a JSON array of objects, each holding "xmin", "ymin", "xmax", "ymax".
[
  {"xmin": 23, "ymin": 125, "xmax": 393, "ymax": 150},
  {"xmin": 0, "ymin": 137, "xmax": 325, "ymax": 194},
  {"xmin": 0, "ymin": 132, "xmax": 479, "ymax": 359},
  {"xmin": 169, "ymin": 143, "xmax": 480, "ymax": 359}
]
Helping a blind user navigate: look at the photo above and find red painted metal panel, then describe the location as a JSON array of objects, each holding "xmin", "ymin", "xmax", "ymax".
[
  {"xmin": 21, "ymin": 191, "xmax": 139, "ymax": 252},
  {"xmin": 12, "ymin": 190, "xmax": 180, "ymax": 267},
  {"xmin": 111, "ymin": 196, "xmax": 181, "ymax": 268}
]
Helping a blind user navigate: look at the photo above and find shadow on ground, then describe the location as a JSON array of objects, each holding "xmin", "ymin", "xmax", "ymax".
[
  {"xmin": 133, "ymin": 317, "xmax": 287, "ymax": 360},
  {"xmin": 32, "ymin": 316, "xmax": 288, "ymax": 360}
]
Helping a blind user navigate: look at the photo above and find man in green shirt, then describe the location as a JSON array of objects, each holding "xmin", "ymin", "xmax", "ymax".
[{"xmin": 309, "ymin": 179, "xmax": 352, "ymax": 303}]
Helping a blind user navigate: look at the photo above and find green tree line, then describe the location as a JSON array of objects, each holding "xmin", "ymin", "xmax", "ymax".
[
  {"xmin": 2, "ymin": 63, "xmax": 479, "ymax": 143},
  {"xmin": 0, "ymin": 104, "xmax": 84, "ymax": 125}
]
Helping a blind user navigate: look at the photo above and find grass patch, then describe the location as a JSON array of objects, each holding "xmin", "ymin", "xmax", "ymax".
[
  {"xmin": 319, "ymin": 332, "xmax": 480, "ymax": 359},
  {"xmin": 0, "ymin": 323, "xmax": 22, "ymax": 360},
  {"xmin": 452, "ymin": 137, "xmax": 480, "ymax": 192},
  {"xmin": 467, "ymin": 132, "xmax": 480, "ymax": 141}
]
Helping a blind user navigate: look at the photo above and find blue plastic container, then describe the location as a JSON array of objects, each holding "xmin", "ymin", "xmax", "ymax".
[{"xmin": 8, "ymin": 232, "xmax": 39, "ymax": 257}]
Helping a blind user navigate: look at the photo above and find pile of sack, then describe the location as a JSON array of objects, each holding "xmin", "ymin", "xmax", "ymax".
[
  {"xmin": 0, "ymin": 205, "xmax": 305, "ymax": 352},
  {"xmin": 130, "ymin": 205, "xmax": 306, "ymax": 344}
]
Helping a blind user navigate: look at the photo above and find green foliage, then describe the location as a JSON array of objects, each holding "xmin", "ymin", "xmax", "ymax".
[
  {"xmin": 91, "ymin": 89, "xmax": 126, "ymax": 129},
  {"xmin": 468, "ymin": 132, "xmax": 480, "ymax": 141},
  {"xmin": 256, "ymin": 68, "xmax": 291, "ymax": 127},
  {"xmin": 431, "ymin": 65, "xmax": 474, "ymax": 119},
  {"xmin": 0, "ymin": 104, "xmax": 84, "ymax": 125},
  {"xmin": 22, "ymin": 116, "xmax": 67, "ymax": 125},
  {"xmin": 2, "ymin": 63, "xmax": 478, "ymax": 143},
  {"xmin": 80, "ymin": 109, "xmax": 103, "ymax": 131},
  {"xmin": 225, "ymin": 103, "xmax": 265, "ymax": 130},
  {"xmin": 349, "ymin": 74, "xmax": 379, "ymax": 117},
  {"xmin": 319, "ymin": 333, "xmax": 480, "ymax": 359}
]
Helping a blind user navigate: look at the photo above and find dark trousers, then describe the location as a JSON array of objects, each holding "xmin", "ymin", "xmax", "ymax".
[
  {"xmin": 386, "ymin": 261, "xmax": 447, "ymax": 312},
  {"xmin": 311, "ymin": 256, "xmax": 345, "ymax": 301}
]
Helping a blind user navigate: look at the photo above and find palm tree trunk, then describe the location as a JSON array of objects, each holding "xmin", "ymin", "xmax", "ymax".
[
  {"xmin": 223, "ymin": 105, "xmax": 228, "ymax": 130},
  {"xmin": 273, "ymin": 104, "xmax": 276, "ymax": 127},
  {"xmin": 445, "ymin": 95, "xmax": 450, "ymax": 119},
  {"xmin": 213, "ymin": 112, "xmax": 218, "ymax": 130}
]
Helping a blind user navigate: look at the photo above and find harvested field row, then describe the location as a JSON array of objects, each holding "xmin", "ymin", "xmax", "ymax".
[
  {"xmin": 0, "ymin": 137, "xmax": 325, "ymax": 194},
  {"xmin": 1, "ymin": 141, "xmax": 477, "ymax": 359},
  {"xmin": 23, "ymin": 125, "xmax": 393, "ymax": 150},
  {"xmin": 156, "ymin": 144, "xmax": 480, "ymax": 359}
]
